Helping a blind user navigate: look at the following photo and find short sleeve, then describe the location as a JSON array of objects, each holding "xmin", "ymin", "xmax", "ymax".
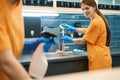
[
  {"xmin": 0, "ymin": 13, "xmax": 11, "ymax": 51},
  {"xmin": 83, "ymin": 21, "xmax": 101, "ymax": 44}
]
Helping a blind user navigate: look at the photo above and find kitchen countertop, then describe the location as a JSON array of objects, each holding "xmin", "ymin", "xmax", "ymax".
[
  {"xmin": 19, "ymin": 47, "xmax": 120, "ymax": 64},
  {"xmin": 19, "ymin": 47, "xmax": 120, "ymax": 79},
  {"xmin": 19, "ymin": 51, "xmax": 88, "ymax": 65}
]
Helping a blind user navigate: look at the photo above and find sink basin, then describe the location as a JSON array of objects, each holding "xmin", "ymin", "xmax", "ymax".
[{"xmin": 45, "ymin": 51, "xmax": 87, "ymax": 58}]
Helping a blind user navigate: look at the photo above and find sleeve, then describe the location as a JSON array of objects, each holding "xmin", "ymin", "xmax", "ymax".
[
  {"xmin": 23, "ymin": 39, "xmax": 40, "ymax": 51},
  {"xmin": 83, "ymin": 20, "xmax": 101, "ymax": 44},
  {"xmin": 0, "ymin": 14, "xmax": 11, "ymax": 51}
]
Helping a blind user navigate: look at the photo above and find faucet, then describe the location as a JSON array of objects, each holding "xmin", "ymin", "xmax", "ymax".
[
  {"xmin": 59, "ymin": 25, "xmax": 65, "ymax": 52},
  {"xmin": 59, "ymin": 25, "xmax": 70, "ymax": 53}
]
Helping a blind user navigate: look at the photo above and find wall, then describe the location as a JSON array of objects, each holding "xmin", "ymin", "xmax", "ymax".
[{"xmin": 106, "ymin": 15, "xmax": 120, "ymax": 49}]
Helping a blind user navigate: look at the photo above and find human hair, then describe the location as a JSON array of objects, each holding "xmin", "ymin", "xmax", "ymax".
[
  {"xmin": 80, "ymin": 0, "xmax": 111, "ymax": 47},
  {"xmin": 12, "ymin": 0, "xmax": 20, "ymax": 5}
]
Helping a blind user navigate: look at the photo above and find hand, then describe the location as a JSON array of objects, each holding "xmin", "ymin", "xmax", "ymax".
[
  {"xmin": 73, "ymin": 49, "xmax": 84, "ymax": 54},
  {"xmin": 60, "ymin": 23, "xmax": 76, "ymax": 32},
  {"xmin": 23, "ymin": 37, "xmax": 50, "ymax": 51},
  {"xmin": 61, "ymin": 36, "xmax": 72, "ymax": 43},
  {"xmin": 43, "ymin": 38, "xmax": 58, "ymax": 52}
]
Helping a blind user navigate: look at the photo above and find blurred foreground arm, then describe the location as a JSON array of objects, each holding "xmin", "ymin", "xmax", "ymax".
[{"xmin": 0, "ymin": 50, "xmax": 32, "ymax": 80}]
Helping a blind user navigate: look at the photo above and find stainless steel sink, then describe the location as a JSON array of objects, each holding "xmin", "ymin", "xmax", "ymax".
[{"xmin": 45, "ymin": 51, "xmax": 87, "ymax": 58}]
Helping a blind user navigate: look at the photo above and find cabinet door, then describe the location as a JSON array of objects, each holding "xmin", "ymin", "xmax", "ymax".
[
  {"xmin": 58, "ymin": 0, "xmax": 80, "ymax": 2},
  {"xmin": 98, "ymin": 0, "xmax": 113, "ymax": 5},
  {"xmin": 115, "ymin": 0, "xmax": 120, "ymax": 5}
]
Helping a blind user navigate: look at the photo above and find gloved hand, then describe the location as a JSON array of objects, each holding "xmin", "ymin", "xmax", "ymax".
[
  {"xmin": 60, "ymin": 23, "xmax": 76, "ymax": 32},
  {"xmin": 61, "ymin": 36, "xmax": 72, "ymax": 43},
  {"xmin": 72, "ymin": 49, "xmax": 84, "ymax": 55},
  {"xmin": 43, "ymin": 38, "xmax": 58, "ymax": 52},
  {"xmin": 23, "ymin": 37, "xmax": 58, "ymax": 52}
]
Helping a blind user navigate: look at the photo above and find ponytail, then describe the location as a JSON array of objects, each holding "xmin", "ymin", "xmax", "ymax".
[{"xmin": 96, "ymin": 10, "xmax": 111, "ymax": 47}]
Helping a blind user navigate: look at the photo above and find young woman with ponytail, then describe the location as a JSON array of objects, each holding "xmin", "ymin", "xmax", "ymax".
[{"xmin": 61, "ymin": 0, "xmax": 112, "ymax": 71}]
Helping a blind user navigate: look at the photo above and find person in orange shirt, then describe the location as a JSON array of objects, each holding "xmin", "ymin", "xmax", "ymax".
[
  {"xmin": 0, "ymin": 0, "xmax": 32, "ymax": 80},
  {"xmin": 0, "ymin": 0, "xmax": 58, "ymax": 80},
  {"xmin": 61, "ymin": 0, "xmax": 112, "ymax": 71}
]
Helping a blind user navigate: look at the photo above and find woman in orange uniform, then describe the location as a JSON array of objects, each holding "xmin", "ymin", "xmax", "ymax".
[
  {"xmin": 0, "ymin": 0, "xmax": 57, "ymax": 80},
  {"xmin": 0, "ymin": 0, "xmax": 32, "ymax": 80},
  {"xmin": 61, "ymin": 0, "xmax": 112, "ymax": 71}
]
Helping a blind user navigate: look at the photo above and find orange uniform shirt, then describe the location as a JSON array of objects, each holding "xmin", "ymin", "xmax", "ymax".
[
  {"xmin": 83, "ymin": 15, "xmax": 112, "ymax": 71},
  {"xmin": 0, "ymin": 0, "xmax": 24, "ymax": 80}
]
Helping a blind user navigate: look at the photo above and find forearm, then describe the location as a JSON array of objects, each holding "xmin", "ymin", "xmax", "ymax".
[
  {"xmin": 0, "ymin": 50, "xmax": 32, "ymax": 80},
  {"xmin": 72, "ymin": 38, "xmax": 86, "ymax": 44},
  {"xmin": 76, "ymin": 28, "xmax": 88, "ymax": 34},
  {"xmin": 24, "ymin": 39, "xmax": 39, "ymax": 51}
]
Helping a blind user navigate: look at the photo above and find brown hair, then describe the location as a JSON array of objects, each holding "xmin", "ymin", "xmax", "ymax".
[
  {"xmin": 80, "ymin": 0, "xmax": 111, "ymax": 47},
  {"xmin": 10, "ymin": 0, "xmax": 20, "ymax": 5}
]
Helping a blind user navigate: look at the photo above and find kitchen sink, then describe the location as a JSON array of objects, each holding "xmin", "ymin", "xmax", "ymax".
[{"xmin": 45, "ymin": 51, "xmax": 87, "ymax": 58}]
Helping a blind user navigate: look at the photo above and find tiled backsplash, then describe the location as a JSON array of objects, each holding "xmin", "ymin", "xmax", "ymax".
[
  {"xmin": 41, "ymin": 13, "xmax": 120, "ymax": 52},
  {"xmin": 106, "ymin": 15, "xmax": 120, "ymax": 48},
  {"xmin": 41, "ymin": 14, "xmax": 89, "ymax": 51}
]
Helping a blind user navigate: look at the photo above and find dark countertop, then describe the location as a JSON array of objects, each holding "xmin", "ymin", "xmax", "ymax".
[
  {"xmin": 19, "ymin": 52, "xmax": 88, "ymax": 65},
  {"xmin": 19, "ymin": 47, "xmax": 120, "ymax": 65}
]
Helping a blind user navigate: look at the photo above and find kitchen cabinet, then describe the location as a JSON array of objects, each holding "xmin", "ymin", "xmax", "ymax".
[
  {"xmin": 20, "ymin": 47, "xmax": 120, "ymax": 76},
  {"xmin": 19, "ymin": 52, "xmax": 88, "ymax": 76},
  {"xmin": 98, "ymin": 0, "xmax": 120, "ymax": 5},
  {"xmin": 115, "ymin": 0, "xmax": 120, "ymax": 5},
  {"xmin": 98, "ymin": 0, "xmax": 120, "ymax": 10},
  {"xmin": 98, "ymin": 0, "xmax": 113, "ymax": 5},
  {"xmin": 22, "ymin": 0, "xmax": 120, "ymax": 15},
  {"xmin": 23, "ymin": 0, "xmax": 53, "ymax": 6},
  {"xmin": 45, "ymin": 55, "xmax": 88, "ymax": 76}
]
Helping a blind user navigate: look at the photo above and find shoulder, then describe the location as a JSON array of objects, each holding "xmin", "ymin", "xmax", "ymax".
[
  {"xmin": 93, "ymin": 15, "xmax": 104, "ymax": 25},
  {"xmin": 90, "ymin": 15, "xmax": 104, "ymax": 28}
]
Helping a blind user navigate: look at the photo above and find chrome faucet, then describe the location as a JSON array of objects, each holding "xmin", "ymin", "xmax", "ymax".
[
  {"xmin": 59, "ymin": 25, "xmax": 70, "ymax": 52},
  {"xmin": 60, "ymin": 25, "xmax": 65, "ymax": 52}
]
